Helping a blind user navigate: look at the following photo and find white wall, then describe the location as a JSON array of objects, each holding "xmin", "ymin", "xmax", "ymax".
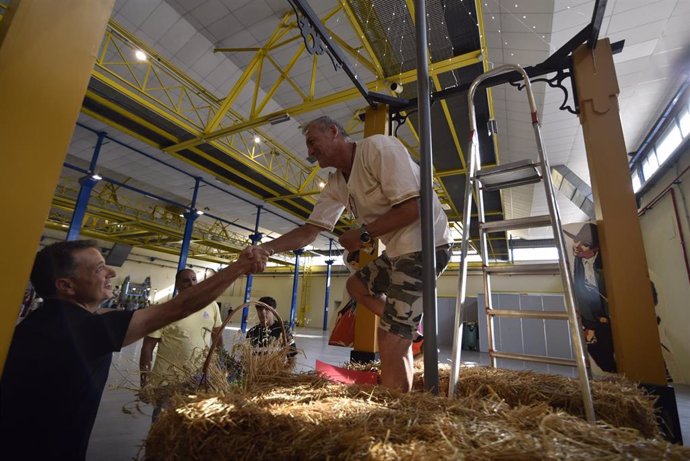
[{"xmin": 638, "ymin": 146, "xmax": 690, "ymax": 384}]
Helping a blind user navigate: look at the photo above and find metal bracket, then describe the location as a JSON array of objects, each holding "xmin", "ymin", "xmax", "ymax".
[
  {"xmin": 287, "ymin": 0, "xmax": 409, "ymax": 110},
  {"xmin": 290, "ymin": 2, "xmax": 341, "ymax": 72},
  {"xmin": 508, "ymin": 68, "xmax": 578, "ymax": 115}
]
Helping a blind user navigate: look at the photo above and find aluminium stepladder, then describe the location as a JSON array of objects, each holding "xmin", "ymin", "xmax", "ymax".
[{"xmin": 448, "ymin": 64, "xmax": 595, "ymax": 423}]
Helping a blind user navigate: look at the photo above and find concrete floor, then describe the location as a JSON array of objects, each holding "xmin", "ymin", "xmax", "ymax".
[{"xmin": 87, "ymin": 326, "xmax": 690, "ymax": 460}]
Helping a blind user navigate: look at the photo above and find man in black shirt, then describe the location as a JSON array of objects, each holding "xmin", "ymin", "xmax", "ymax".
[
  {"xmin": 246, "ymin": 296, "xmax": 297, "ymax": 365},
  {"xmin": 0, "ymin": 240, "xmax": 267, "ymax": 460}
]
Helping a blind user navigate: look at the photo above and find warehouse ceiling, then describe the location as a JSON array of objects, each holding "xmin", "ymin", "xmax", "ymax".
[{"xmin": 39, "ymin": 0, "xmax": 690, "ymax": 265}]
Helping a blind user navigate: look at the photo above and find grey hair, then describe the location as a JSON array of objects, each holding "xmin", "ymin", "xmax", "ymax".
[{"xmin": 301, "ymin": 115, "xmax": 349, "ymax": 139}]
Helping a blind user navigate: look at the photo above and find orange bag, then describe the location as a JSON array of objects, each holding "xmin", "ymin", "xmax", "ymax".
[{"xmin": 328, "ymin": 299, "xmax": 356, "ymax": 347}]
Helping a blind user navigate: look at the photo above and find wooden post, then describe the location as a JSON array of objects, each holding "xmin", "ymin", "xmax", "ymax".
[
  {"xmin": 572, "ymin": 39, "xmax": 666, "ymax": 385},
  {"xmin": 0, "ymin": 0, "xmax": 115, "ymax": 373}
]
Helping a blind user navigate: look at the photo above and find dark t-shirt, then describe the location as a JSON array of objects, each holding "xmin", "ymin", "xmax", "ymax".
[
  {"xmin": 0, "ymin": 299, "xmax": 133, "ymax": 460},
  {"xmin": 246, "ymin": 321, "xmax": 297, "ymax": 357}
]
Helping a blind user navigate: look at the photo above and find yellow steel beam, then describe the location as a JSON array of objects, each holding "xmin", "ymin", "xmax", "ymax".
[
  {"xmin": 264, "ymin": 190, "xmax": 322, "ymax": 202},
  {"xmin": 98, "ymin": 21, "xmax": 318, "ymax": 193},
  {"xmin": 257, "ymin": 44, "xmax": 306, "ymax": 114},
  {"xmin": 165, "ymin": 50, "xmax": 481, "ymax": 153},
  {"xmin": 207, "ymin": 11, "xmax": 294, "ymax": 132}
]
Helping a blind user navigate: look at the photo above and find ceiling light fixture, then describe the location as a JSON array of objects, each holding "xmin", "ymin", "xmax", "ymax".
[
  {"xmin": 134, "ymin": 50, "xmax": 147, "ymax": 61},
  {"xmin": 91, "ymin": 173, "xmax": 102, "ymax": 180},
  {"xmin": 196, "ymin": 210, "xmax": 204, "ymax": 216},
  {"xmin": 318, "ymin": 181, "xmax": 326, "ymax": 189},
  {"xmin": 254, "ymin": 135, "xmax": 261, "ymax": 143}
]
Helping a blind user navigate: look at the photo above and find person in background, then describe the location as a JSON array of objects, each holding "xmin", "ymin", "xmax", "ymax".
[
  {"xmin": 139, "ymin": 269, "xmax": 223, "ymax": 392},
  {"xmin": 0, "ymin": 240, "xmax": 267, "ymax": 460},
  {"xmin": 251, "ymin": 116, "xmax": 452, "ymax": 392},
  {"xmin": 246, "ymin": 296, "xmax": 297, "ymax": 366},
  {"xmin": 568, "ymin": 223, "xmax": 616, "ymax": 373}
]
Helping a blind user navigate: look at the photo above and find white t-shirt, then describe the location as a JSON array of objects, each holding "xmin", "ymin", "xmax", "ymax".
[
  {"xmin": 307, "ymin": 135, "xmax": 452, "ymax": 258},
  {"xmin": 147, "ymin": 301, "xmax": 222, "ymax": 385}
]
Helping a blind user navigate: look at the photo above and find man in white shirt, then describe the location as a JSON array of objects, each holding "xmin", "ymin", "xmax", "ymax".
[{"xmin": 253, "ymin": 116, "xmax": 452, "ymax": 392}]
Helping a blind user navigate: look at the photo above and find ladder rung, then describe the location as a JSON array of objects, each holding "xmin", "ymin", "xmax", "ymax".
[
  {"xmin": 476, "ymin": 160, "xmax": 542, "ymax": 191},
  {"xmin": 481, "ymin": 215, "xmax": 552, "ymax": 233},
  {"xmin": 487, "ymin": 309, "xmax": 569, "ymax": 320},
  {"xmin": 490, "ymin": 350, "xmax": 576, "ymax": 367},
  {"xmin": 485, "ymin": 263, "xmax": 560, "ymax": 275}
]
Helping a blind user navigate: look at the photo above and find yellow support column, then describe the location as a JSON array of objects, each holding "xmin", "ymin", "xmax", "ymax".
[
  {"xmin": 0, "ymin": 0, "xmax": 115, "ymax": 373},
  {"xmin": 573, "ymin": 38, "xmax": 683, "ymax": 442},
  {"xmin": 572, "ymin": 39, "xmax": 666, "ymax": 385},
  {"xmin": 351, "ymin": 104, "xmax": 389, "ymax": 362}
]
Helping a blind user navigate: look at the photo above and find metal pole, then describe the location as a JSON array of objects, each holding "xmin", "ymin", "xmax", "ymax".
[
  {"xmin": 289, "ymin": 249, "xmax": 303, "ymax": 329},
  {"xmin": 177, "ymin": 177, "xmax": 201, "ymax": 273},
  {"xmin": 323, "ymin": 239, "xmax": 334, "ymax": 331},
  {"xmin": 241, "ymin": 205, "xmax": 263, "ymax": 333},
  {"xmin": 66, "ymin": 132, "xmax": 106, "ymax": 241},
  {"xmin": 415, "ymin": 0, "xmax": 439, "ymax": 394}
]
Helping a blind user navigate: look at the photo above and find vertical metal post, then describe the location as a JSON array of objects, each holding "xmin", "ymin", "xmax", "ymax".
[
  {"xmin": 290, "ymin": 249, "xmax": 303, "ymax": 329},
  {"xmin": 241, "ymin": 205, "xmax": 263, "ymax": 332},
  {"xmin": 66, "ymin": 132, "xmax": 106, "ymax": 241},
  {"xmin": 323, "ymin": 239, "xmax": 334, "ymax": 331},
  {"xmin": 415, "ymin": 0, "xmax": 439, "ymax": 394},
  {"xmin": 177, "ymin": 177, "xmax": 201, "ymax": 273}
]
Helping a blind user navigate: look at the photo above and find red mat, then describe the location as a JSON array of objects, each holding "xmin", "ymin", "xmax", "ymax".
[{"xmin": 315, "ymin": 360, "xmax": 378, "ymax": 385}]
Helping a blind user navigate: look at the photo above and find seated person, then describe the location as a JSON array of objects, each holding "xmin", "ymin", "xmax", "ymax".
[{"xmin": 246, "ymin": 296, "xmax": 297, "ymax": 365}]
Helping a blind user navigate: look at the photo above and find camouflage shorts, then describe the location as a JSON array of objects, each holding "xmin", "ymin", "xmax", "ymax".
[{"xmin": 355, "ymin": 245, "xmax": 451, "ymax": 340}]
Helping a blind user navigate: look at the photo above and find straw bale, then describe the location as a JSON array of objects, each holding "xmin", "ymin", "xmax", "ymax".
[
  {"xmin": 144, "ymin": 371, "xmax": 689, "ymax": 460},
  {"xmin": 140, "ymin": 337, "xmax": 686, "ymax": 460},
  {"xmin": 346, "ymin": 361, "xmax": 659, "ymax": 437}
]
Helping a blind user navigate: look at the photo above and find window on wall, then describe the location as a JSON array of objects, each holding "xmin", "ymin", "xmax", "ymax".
[
  {"xmin": 631, "ymin": 84, "xmax": 690, "ymax": 192},
  {"xmin": 656, "ymin": 124, "xmax": 682, "ymax": 165},
  {"xmin": 678, "ymin": 105, "xmax": 690, "ymax": 137},
  {"xmin": 632, "ymin": 172, "xmax": 641, "ymax": 193}
]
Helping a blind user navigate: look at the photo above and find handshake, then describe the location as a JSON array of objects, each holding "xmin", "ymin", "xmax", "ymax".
[{"xmin": 238, "ymin": 245, "xmax": 272, "ymax": 274}]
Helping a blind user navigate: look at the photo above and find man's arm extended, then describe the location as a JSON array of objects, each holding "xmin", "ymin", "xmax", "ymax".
[
  {"xmin": 122, "ymin": 247, "xmax": 266, "ymax": 346},
  {"xmin": 258, "ymin": 223, "xmax": 323, "ymax": 256}
]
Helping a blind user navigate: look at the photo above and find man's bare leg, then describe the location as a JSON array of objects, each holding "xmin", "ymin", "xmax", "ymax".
[
  {"xmin": 378, "ymin": 329, "xmax": 414, "ymax": 392},
  {"xmin": 346, "ymin": 275, "xmax": 385, "ymax": 316},
  {"xmin": 346, "ymin": 275, "xmax": 413, "ymax": 392}
]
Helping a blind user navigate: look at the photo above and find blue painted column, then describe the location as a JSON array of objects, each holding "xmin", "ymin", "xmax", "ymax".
[
  {"xmin": 289, "ymin": 249, "xmax": 303, "ymax": 329},
  {"xmin": 323, "ymin": 239, "xmax": 334, "ymax": 331},
  {"xmin": 177, "ymin": 177, "xmax": 201, "ymax": 273},
  {"xmin": 241, "ymin": 205, "xmax": 263, "ymax": 333},
  {"xmin": 66, "ymin": 132, "xmax": 106, "ymax": 241}
]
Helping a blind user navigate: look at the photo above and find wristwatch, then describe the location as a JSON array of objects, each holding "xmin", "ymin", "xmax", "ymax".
[{"xmin": 359, "ymin": 225, "xmax": 372, "ymax": 244}]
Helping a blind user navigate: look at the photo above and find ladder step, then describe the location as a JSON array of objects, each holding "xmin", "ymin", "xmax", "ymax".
[
  {"xmin": 481, "ymin": 215, "xmax": 552, "ymax": 233},
  {"xmin": 476, "ymin": 159, "xmax": 542, "ymax": 191},
  {"xmin": 487, "ymin": 309, "xmax": 569, "ymax": 320},
  {"xmin": 490, "ymin": 350, "xmax": 576, "ymax": 367},
  {"xmin": 485, "ymin": 263, "xmax": 560, "ymax": 275}
]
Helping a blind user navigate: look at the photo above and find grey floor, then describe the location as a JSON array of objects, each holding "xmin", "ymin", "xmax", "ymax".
[{"xmin": 87, "ymin": 327, "xmax": 690, "ymax": 460}]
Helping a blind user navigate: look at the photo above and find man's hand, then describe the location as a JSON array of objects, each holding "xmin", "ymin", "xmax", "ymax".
[
  {"xmin": 339, "ymin": 228, "xmax": 362, "ymax": 252},
  {"xmin": 240, "ymin": 246, "xmax": 270, "ymax": 273}
]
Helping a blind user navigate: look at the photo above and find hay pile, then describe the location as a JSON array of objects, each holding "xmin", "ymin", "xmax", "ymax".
[
  {"xmin": 141, "ymin": 346, "xmax": 689, "ymax": 460},
  {"xmin": 347, "ymin": 361, "xmax": 660, "ymax": 438},
  {"xmin": 144, "ymin": 371, "xmax": 689, "ymax": 460}
]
